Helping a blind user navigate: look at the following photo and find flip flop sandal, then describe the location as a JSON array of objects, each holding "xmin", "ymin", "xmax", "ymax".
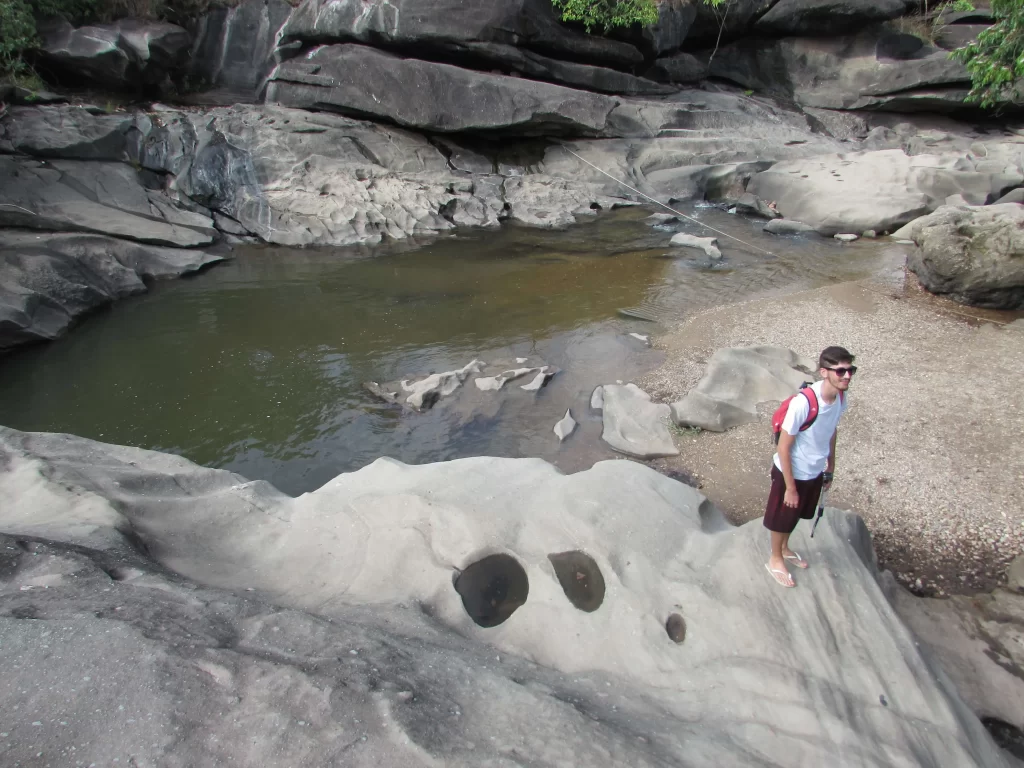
[
  {"xmin": 784, "ymin": 552, "xmax": 809, "ymax": 569},
  {"xmin": 765, "ymin": 563, "xmax": 795, "ymax": 588}
]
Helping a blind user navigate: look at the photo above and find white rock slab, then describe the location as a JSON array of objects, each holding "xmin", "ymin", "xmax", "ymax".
[
  {"xmin": 597, "ymin": 383, "xmax": 678, "ymax": 459},
  {"xmin": 670, "ymin": 232, "xmax": 722, "ymax": 259},
  {"xmin": 553, "ymin": 408, "xmax": 577, "ymax": 441},
  {"xmin": 401, "ymin": 359, "xmax": 485, "ymax": 409}
]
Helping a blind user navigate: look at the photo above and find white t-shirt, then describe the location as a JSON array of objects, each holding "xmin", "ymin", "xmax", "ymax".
[{"xmin": 773, "ymin": 381, "xmax": 849, "ymax": 480}]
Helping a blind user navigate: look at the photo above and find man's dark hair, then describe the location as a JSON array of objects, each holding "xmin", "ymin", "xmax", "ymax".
[{"xmin": 818, "ymin": 346, "xmax": 855, "ymax": 370}]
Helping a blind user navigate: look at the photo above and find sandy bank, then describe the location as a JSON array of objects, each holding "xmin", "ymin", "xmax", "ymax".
[{"xmin": 639, "ymin": 266, "xmax": 1024, "ymax": 595}]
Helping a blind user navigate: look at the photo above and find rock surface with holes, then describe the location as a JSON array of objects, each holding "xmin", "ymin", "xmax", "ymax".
[
  {"xmin": 670, "ymin": 346, "xmax": 817, "ymax": 432},
  {"xmin": 0, "ymin": 425, "xmax": 1011, "ymax": 766}
]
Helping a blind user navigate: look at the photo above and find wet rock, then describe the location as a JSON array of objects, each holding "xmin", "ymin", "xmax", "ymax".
[
  {"xmin": 834, "ymin": 233, "xmax": 859, "ymax": 242},
  {"xmin": 553, "ymin": 409, "xmax": 577, "ymax": 442},
  {"xmin": 592, "ymin": 383, "xmax": 678, "ymax": 459},
  {"xmin": 764, "ymin": 218, "xmax": 816, "ymax": 235},
  {"xmin": 905, "ymin": 204, "xmax": 1024, "ymax": 310},
  {"xmin": 666, "ymin": 613, "xmax": 687, "ymax": 643},
  {"xmin": 670, "ymin": 233, "xmax": 722, "ymax": 259},
  {"xmin": 0, "ymin": 231, "xmax": 221, "ymax": 351},
  {"xmin": 733, "ymin": 192, "xmax": 781, "ymax": 219},
  {"xmin": 476, "ymin": 367, "xmax": 546, "ymax": 392},
  {"xmin": 671, "ymin": 346, "xmax": 816, "ymax": 432}
]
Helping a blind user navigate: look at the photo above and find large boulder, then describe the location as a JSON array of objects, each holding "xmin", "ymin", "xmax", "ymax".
[
  {"xmin": 747, "ymin": 149, "xmax": 1023, "ymax": 235},
  {"xmin": 901, "ymin": 204, "xmax": 1024, "ymax": 310},
  {"xmin": 671, "ymin": 346, "xmax": 815, "ymax": 432},
  {"xmin": 265, "ymin": 44, "xmax": 621, "ymax": 136},
  {"xmin": 0, "ymin": 231, "xmax": 221, "ymax": 351},
  {"xmin": 187, "ymin": 0, "xmax": 293, "ymax": 97},
  {"xmin": 708, "ymin": 31, "xmax": 972, "ymax": 112},
  {"xmin": 34, "ymin": 18, "xmax": 191, "ymax": 94},
  {"xmin": 755, "ymin": 0, "xmax": 916, "ymax": 36},
  {"xmin": 0, "ymin": 426, "xmax": 1010, "ymax": 767},
  {"xmin": 280, "ymin": 0, "xmax": 644, "ymax": 69}
]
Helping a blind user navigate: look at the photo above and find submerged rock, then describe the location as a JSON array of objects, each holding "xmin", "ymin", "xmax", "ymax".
[
  {"xmin": 670, "ymin": 232, "xmax": 722, "ymax": 259},
  {"xmin": 592, "ymin": 383, "xmax": 678, "ymax": 458},
  {"xmin": 671, "ymin": 346, "xmax": 816, "ymax": 432},
  {"xmin": 0, "ymin": 426, "xmax": 1008, "ymax": 766},
  {"xmin": 553, "ymin": 408, "xmax": 577, "ymax": 441},
  {"xmin": 366, "ymin": 360, "xmax": 485, "ymax": 411}
]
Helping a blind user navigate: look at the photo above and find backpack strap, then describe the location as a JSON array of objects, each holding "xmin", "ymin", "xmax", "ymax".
[{"xmin": 799, "ymin": 387, "xmax": 819, "ymax": 431}]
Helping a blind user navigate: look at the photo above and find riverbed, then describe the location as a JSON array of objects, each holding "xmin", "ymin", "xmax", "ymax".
[{"xmin": 0, "ymin": 206, "xmax": 901, "ymax": 496}]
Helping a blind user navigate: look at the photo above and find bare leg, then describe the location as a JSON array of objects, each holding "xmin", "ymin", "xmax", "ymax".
[
  {"xmin": 780, "ymin": 531, "xmax": 808, "ymax": 566},
  {"xmin": 768, "ymin": 531, "xmax": 793, "ymax": 586}
]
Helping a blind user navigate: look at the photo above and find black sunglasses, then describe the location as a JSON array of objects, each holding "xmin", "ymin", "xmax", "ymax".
[{"xmin": 825, "ymin": 366, "xmax": 857, "ymax": 377}]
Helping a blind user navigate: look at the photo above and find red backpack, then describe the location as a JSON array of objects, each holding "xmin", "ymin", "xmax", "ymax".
[{"xmin": 771, "ymin": 383, "xmax": 844, "ymax": 444}]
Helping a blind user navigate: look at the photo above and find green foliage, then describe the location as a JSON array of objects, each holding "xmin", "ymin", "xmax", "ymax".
[
  {"xmin": 32, "ymin": 0, "xmax": 99, "ymax": 22},
  {"xmin": 0, "ymin": 0, "xmax": 37, "ymax": 75},
  {"xmin": 550, "ymin": 0, "xmax": 658, "ymax": 33},
  {"xmin": 951, "ymin": 0, "xmax": 1024, "ymax": 108}
]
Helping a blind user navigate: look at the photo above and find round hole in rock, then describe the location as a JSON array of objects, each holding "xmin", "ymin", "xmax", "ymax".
[
  {"xmin": 548, "ymin": 550, "xmax": 605, "ymax": 612},
  {"xmin": 666, "ymin": 613, "xmax": 686, "ymax": 644},
  {"xmin": 454, "ymin": 553, "xmax": 529, "ymax": 628}
]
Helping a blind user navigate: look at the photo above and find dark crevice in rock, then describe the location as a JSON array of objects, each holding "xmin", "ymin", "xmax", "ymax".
[
  {"xmin": 548, "ymin": 550, "xmax": 605, "ymax": 613},
  {"xmin": 454, "ymin": 553, "xmax": 529, "ymax": 627}
]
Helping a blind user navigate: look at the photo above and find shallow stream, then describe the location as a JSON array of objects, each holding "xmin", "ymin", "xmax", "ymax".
[{"xmin": 0, "ymin": 206, "xmax": 904, "ymax": 495}]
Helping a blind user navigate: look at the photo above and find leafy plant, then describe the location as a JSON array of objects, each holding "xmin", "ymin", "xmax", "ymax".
[
  {"xmin": 951, "ymin": 0, "xmax": 1024, "ymax": 108},
  {"xmin": 0, "ymin": 0, "xmax": 36, "ymax": 75},
  {"xmin": 550, "ymin": 0, "xmax": 658, "ymax": 33}
]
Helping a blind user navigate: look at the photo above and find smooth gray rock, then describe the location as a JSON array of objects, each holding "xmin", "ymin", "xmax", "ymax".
[
  {"xmin": 0, "ymin": 427, "xmax": 1008, "ymax": 767},
  {"xmin": 0, "ymin": 156, "xmax": 217, "ymax": 247},
  {"xmin": 645, "ymin": 53, "xmax": 707, "ymax": 85},
  {"xmin": 670, "ymin": 346, "xmax": 816, "ymax": 432},
  {"xmin": 35, "ymin": 18, "xmax": 191, "ymax": 94},
  {"xmin": 764, "ymin": 218, "xmax": 817, "ymax": 235},
  {"xmin": 755, "ymin": 0, "xmax": 914, "ymax": 35},
  {"xmin": 592, "ymin": 383, "xmax": 678, "ymax": 458},
  {"xmin": 265, "ymin": 44, "xmax": 620, "ymax": 137},
  {"xmin": 1009, "ymin": 555, "xmax": 1024, "ymax": 590},
  {"xmin": 709, "ymin": 30, "xmax": 972, "ymax": 112},
  {"xmin": 995, "ymin": 188, "xmax": 1024, "ymax": 205},
  {"xmin": 906, "ymin": 204, "xmax": 1024, "ymax": 310},
  {"xmin": 834, "ymin": 233, "xmax": 859, "ymax": 242},
  {"xmin": 734, "ymin": 192, "xmax": 781, "ymax": 219},
  {"xmin": 0, "ymin": 231, "xmax": 221, "ymax": 351},
  {"xmin": 0, "ymin": 105, "xmax": 136, "ymax": 160},
  {"xmin": 188, "ymin": 0, "xmax": 293, "ymax": 97},
  {"xmin": 670, "ymin": 232, "xmax": 722, "ymax": 259},
  {"xmin": 553, "ymin": 408, "xmax": 577, "ymax": 441},
  {"xmin": 748, "ymin": 149, "xmax": 1023, "ymax": 236}
]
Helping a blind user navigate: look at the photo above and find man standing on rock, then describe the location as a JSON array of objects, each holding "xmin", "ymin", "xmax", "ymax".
[{"xmin": 764, "ymin": 346, "xmax": 855, "ymax": 588}]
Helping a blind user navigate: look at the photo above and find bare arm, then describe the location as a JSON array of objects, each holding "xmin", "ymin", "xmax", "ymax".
[
  {"xmin": 824, "ymin": 429, "xmax": 838, "ymax": 488},
  {"xmin": 777, "ymin": 430, "xmax": 799, "ymax": 507}
]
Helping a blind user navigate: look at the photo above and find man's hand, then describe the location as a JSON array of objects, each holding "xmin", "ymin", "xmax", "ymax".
[
  {"xmin": 823, "ymin": 470, "xmax": 834, "ymax": 490},
  {"xmin": 783, "ymin": 487, "xmax": 799, "ymax": 508}
]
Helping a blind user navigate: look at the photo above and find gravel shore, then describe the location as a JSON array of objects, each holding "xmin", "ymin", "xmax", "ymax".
[{"xmin": 638, "ymin": 268, "xmax": 1024, "ymax": 595}]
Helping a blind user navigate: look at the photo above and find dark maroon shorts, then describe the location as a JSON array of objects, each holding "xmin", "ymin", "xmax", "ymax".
[{"xmin": 763, "ymin": 465, "xmax": 825, "ymax": 533}]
